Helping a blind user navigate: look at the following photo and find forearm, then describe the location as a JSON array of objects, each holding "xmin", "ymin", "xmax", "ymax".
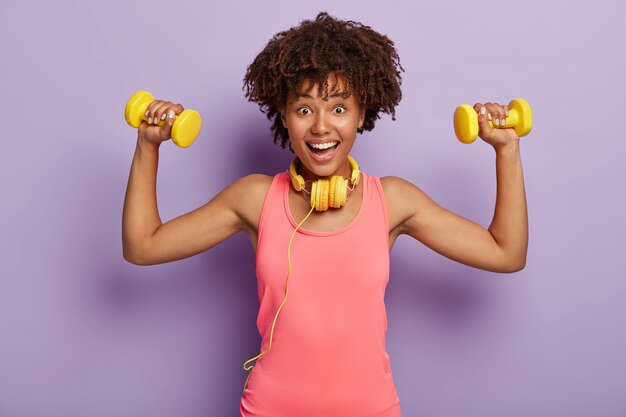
[
  {"xmin": 488, "ymin": 141, "xmax": 528, "ymax": 271},
  {"xmin": 122, "ymin": 136, "xmax": 163, "ymax": 260}
]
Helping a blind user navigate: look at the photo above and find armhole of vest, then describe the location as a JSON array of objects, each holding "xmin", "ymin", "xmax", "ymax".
[
  {"xmin": 256, "ymin": 173, "xmax": 283, "ymax": 250},
  {"xmin": 372, "ymin": 176, "xmax": 391, "ymax": 251}
]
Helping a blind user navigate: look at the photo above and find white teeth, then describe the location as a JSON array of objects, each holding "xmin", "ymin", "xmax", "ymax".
[{"xmin": 309, "ymin": 141, "xmax": 337, "ymax": 150}]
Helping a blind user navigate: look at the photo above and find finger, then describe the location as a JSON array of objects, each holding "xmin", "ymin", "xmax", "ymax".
[
  {"xmin": 173, "ymin": 103, "xmax": 184, "ymax": 115},
  {"xmin": 477, "ymin": 105, "xmax": 493, "ymax": 136},
  {"xmin": 479, "ymin": 102, "xmax": 493, "ymax": 123},
  {"xmin": 146, "ymin": 100, "xmax": 178, "ymax": 125},
  {"xmin": 151, "ymin": 101, "xmax": 172, "ymax": 125},
  {"xmin": 159, "ymin": 108, "xmax": 177, "ymax": 140},
  {"xmin": 473, "ymin": 103, "xmax": 489, "ymax": 124},
  {"xmin": 485, "ymin": 103, "xmax": 504, "ymax": 127},
  {"xmin": 493, "ymin": 103, "xmax": 506, "ymax": 127},
  {"xmin": 145, "ymin": 100, "xmax": 165, "ymax": 125}
]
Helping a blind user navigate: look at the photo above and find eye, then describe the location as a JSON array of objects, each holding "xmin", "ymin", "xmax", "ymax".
[
  {"xmin": 333, "ymin": 106, "xmax": 346, "ymax": 114},
  {"xmin": 297, "ymin": 107, "xmax": 311, "ymax": 115}
]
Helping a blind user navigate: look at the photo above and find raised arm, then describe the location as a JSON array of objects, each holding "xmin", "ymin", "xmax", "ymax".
[
  {"xmin": 122, "ymin": 99, "xmax": 270, "ymax": 265},
  {"xmin": 384, "ymin": 102, "xmax": 528, "ymax": 273}
]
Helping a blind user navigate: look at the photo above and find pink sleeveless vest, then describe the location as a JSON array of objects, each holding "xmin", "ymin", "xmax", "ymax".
[{"xmin": 240, "ymin": 171, "xmax": 402, "ymax": 417}]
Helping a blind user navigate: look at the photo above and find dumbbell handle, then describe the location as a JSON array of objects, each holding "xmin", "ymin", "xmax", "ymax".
[
  {"xmin": 453, "ymin": 98, "xmax": 532, "ymax": 144},
  {"xmin": 125, "ymin": 90, "xmax": 202, "ymax": 148}
]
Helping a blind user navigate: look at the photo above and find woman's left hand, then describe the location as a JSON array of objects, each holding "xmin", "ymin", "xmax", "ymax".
[{"xmin": 473, "ymin": 102, "xmax": 520, "ymax": 150}]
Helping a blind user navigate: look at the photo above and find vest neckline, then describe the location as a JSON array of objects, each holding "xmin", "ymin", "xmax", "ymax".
[{"xmin": 282, "ymin": 171, "xmax": 367, "ymax": 236}]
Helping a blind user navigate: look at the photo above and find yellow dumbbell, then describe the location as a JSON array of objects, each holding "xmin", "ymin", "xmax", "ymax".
[
  {"xmin": 124, "ymin": 90, "xmax": 202, "ymax": 148},
  {"xmin": 453, "ymin": 98, "xmax": 532, "ymax": 144}
]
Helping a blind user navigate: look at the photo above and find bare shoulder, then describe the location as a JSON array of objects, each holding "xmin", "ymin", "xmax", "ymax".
[
  {"xmin": 230, "ymin": 173, "xmax": 273, "ymax": 196},
  {"xmin": 228, "ymin": 173, "xmax": 274, "ymax": 233},
  {"xmin": 380, "ymin": 175, "xmax": 416, "ymax": 197},
  {"xmin": 380, "ymin": 175, "xmax": 434, "ymax": 234}
]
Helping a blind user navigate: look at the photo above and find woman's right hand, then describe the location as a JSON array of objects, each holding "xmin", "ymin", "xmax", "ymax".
[{"xmin": 138, "ymin": 100, "xmax": 185, "ymax": 146}]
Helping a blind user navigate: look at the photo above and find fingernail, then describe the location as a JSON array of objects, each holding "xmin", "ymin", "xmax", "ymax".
[
  {"xmin": 148, "ymin": 117, "xmax": 152, "ymax": 124},
  {"xmin": 480, "ymin": 107, "xmax": 486, "ymax": 115},
  {"xmin": 168, "ymin": 110, "xmax": 175, "ymax": 119},
  {"xmin": 145, "ymin": 110, "xmax": 149, "ymax": 116},
  {"xmin": 506, "ymin": 110, "xmax": 509, "ymax": 117},
  {"xmin": 495, "ymin": 119, "xmax": 500, "ymax": 126},
  {"xmin": 161, "ymin": 113, "xmax": 166, "ymax": 120},
  {"xmin": 488, "ymin": 113, "xmax": 492, "ymax": 121}
]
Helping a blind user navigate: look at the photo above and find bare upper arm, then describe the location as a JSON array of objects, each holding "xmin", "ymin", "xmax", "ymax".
[
  {"xmin": 381, "ymin": 176, "xmax": 513, "ymax": 273},
  {"xmin": 131, "ymin": 174, "xmax": 272, "ymax": 265}
]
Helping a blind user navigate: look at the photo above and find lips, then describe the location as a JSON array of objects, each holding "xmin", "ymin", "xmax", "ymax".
[{"xmin": 306, "ymin": 140, "xmax": 339, "ymax": 162}]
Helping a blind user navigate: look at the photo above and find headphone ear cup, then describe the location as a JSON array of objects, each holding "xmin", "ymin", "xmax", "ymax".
[
  {"xmin": 329, "ymin": 176, "xmax": 337, "ymax": 208},
  {"xmin": 310, "ymin": 181, "xmax": 315, "ymax": 210},
  {"xmin": 315, "ymin": 179, "xmax": 323, "ymax": 211},
  {"xmin": 320, "ymin": 179, "xmax": 329, "ymax": 211},
  {"xmin": 289, "ymin": 158, "xmax": 305, "ymax": 191},
  {"xmin": 313, "ymin": 180, "xmax": 323, "ymax": 211},
  {"xmin": 337, "ymin": 177, "xmax": 348, "ymax": 207},
  {"xmin": 291, "ymin": 175, "xmax": 304, "ymax": 192}
]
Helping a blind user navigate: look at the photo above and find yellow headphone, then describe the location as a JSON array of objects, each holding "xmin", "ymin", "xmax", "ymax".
[
  {"xmin": 289, "ymin": 155, "xmax": 361, "ymax": 211},
  {"xmin": 242, "ymin": 156, "xmax": 361, "ymax": 391}
]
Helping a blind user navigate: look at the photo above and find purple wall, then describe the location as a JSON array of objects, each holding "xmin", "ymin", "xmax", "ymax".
[{"xmin": 1, "ymin": 1, "xmax": 624, "ymax": 416}]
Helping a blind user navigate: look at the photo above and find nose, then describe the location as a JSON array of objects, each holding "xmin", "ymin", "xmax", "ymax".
[{"xmin": 311, "ymin": 112, "xmax": 331, "ymax": 135}]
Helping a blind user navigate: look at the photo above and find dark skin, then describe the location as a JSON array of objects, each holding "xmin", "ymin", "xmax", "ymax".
[{"xmin": 123, "ymin": 73, "xmax": 527, "ymax": 273}]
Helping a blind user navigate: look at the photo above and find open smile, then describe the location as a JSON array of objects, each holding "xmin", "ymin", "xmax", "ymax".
[{"xmin": 306, "ymin": 140, "xmax": 339, "ymax": 162}]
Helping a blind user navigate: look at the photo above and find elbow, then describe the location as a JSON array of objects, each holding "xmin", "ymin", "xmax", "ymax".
[
  {"xmin": 502, "ymin": 257, "xmax": 527, "ymax": 274},
  {"xmin": 123, "ymin": 248, "xmax": 141, "ymax": 265},
  {"xmin": 123, "ymin": 243, "xmax": 151, "ymax": 266},
  {"xmin": 123, "ymin": 252, "xmax": 141, "ymax": 265}
]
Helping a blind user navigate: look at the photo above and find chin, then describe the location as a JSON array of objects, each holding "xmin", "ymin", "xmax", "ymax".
[{"xmin": 306, "ymin": 159, "xmax": 348, "ymax": 180}]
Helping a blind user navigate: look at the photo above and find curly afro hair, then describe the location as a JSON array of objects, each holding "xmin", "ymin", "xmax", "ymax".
[{"xmin": 243, "ymin": 11, "xmax": 404, "ymax": 149}]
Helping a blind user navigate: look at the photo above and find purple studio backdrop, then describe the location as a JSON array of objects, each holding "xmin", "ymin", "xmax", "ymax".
[{"xmin": 1, "ymin": 0, "xmax": 625, "ymax": 416}]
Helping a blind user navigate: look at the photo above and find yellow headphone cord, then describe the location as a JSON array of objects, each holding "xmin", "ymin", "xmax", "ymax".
[{"xmin": 242, "ymin": 204, "xmax": 316, "ymax": 391}]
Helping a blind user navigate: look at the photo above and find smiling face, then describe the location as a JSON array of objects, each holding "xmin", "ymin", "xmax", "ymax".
[{"xmin": 280, "ymin": 73, "xmax": 365, "ymax": 183}]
